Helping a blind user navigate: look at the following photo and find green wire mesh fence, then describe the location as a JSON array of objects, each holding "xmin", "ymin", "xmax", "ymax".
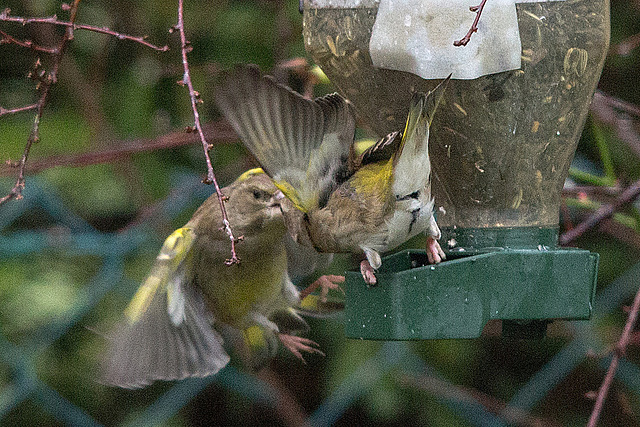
[{"xmin": 1, "ymin": 172, "xmax": 639, "ymax": 426}]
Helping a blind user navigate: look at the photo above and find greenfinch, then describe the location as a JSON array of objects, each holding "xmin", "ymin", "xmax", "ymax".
[
  {"xmin": 102, "ymin": 169, "xmax": 329, "ymax": 389},
  {"xmin": 215, "ymin": 65, "xmax": 448, "ymax": 284}
]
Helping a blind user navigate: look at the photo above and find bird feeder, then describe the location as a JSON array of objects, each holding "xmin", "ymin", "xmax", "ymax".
[{"xmin": 302, "ymin": 0, "xmax": 608, "ymax": 339}]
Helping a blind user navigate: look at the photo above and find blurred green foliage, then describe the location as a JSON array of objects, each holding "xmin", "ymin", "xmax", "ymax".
[{"xmin": 2, "ymin": 0, "xmax": 640, "ymax": 426}]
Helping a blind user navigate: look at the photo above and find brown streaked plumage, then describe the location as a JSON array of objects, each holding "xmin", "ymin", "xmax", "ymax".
[{"xmin": 216, "ymin": 65, "xmax": 449, "ymax": 284}]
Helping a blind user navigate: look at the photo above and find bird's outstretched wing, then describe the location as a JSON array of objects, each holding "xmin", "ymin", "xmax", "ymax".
[
  {"xmin": 215, "ymin": 65, "xmax": 356, "ymax": 213},
  {"xmin": 102, "ymin": 228, "xmax": 229, "ymax": 389}
]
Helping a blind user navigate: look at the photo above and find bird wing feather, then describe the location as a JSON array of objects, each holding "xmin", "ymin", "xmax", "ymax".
[
  {"xmin": 102, "ymin": 227, "xmax": 230, "ymax": 389},
  {"xmin": 352, "ymin": 130, "xmax": 402, "ymax": 170},
  {"xmin": 215, "ymin": 65, "xmax": 356, "ymax": 212}
]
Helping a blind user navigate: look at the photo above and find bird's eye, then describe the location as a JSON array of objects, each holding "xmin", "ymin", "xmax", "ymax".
[{"xmin": 252, "ymin": 189, "xmax": 263, "ymax": 200}]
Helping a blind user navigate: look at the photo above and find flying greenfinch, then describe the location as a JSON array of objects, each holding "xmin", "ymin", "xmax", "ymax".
[
  {"xmin": 215, "ymin": 65, "xmax": 448, "ymax": 284},
  {"xmin": 102, "ymin": 169, "xmax": 333, "ymax": 389}
]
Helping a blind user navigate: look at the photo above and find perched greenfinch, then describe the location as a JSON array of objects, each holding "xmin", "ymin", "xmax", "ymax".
[
  {"xmin": 102, "ymin": 169, "xmax": 330, "ymax": 389},
  {"xmin": 215, "ymin": 66, "xmax": 448, "ymax": 284}
]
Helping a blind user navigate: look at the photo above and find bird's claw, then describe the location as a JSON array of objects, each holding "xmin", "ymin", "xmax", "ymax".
[
  {"xmin": 278, "ymin": 334, "xmax": 324, "ymax": 362},
  {"xmin": 299, "ymin": 274, "xmax": 345, "ymax": 302},
  {"xmin": 360, "ymin": 260, "xmax": 377, "ymax": 285},
  {"xmin": 426, "ymin": 236, "xmax": 446, "ymax": 264}
]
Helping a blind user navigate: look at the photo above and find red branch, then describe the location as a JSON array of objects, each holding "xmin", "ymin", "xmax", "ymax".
[
  {"xmin": 175, "ymin": 0, "xmax": 240, "ymax": 265},
  {"xmin": 453, "ymin": 0, "xmax": 488, "ymax": 47},
  {"xmin": 592, "ymin": 91, "xmax": 640, "ymax": 118},
  {"xmin": 0, "ymin": 103, "xmax": 38, "ymax": 117},
  {"xmin": 587, "ymin": 284, "xmax": 640, "ymax": 427},
  {"xmin": 0, "ymin": 29, "xmax": 58, "ymax": 53},
  {"xmin": 0, "ymin": 2, "xmax": 172, "ymax": 206},
  {"xmin": 615, "ymin": 32, "xmax": 640, "ymax": 56},
  {"xmin": 0, "ymin": 120, "xmax": 238, "ymax": 177},
  {"xmin": 0, "ymin": 1, "xmax": 82, "ymax": 206},
  {"xmin": 562, "ymin": 185, "xmax": 623, "ymax": 199},
  {"xmin": 0, "ymin": 8, "xmax": 168, "ymax": 52},
  {"xmin": 559, "ymin": 178, "xmax": 640, "ymax": 245},
  {"xmin": 399, "ymin": 374, "xmax": 560, "ymax": 426}
]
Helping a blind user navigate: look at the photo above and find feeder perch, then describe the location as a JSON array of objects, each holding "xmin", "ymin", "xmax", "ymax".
[{"xmin": 302, "ymin": 0, "xmax": 609, "ymax": 339}]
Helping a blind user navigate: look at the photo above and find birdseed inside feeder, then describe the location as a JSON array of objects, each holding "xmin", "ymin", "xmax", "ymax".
[{"xmin": 302, "ymin": 0, "xmax": 608, "ymax": 339}]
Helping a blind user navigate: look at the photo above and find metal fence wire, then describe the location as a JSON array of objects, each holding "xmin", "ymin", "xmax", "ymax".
[{"xmin": 2, "ymin": 173, "xmax": 640, "ymax": 426}]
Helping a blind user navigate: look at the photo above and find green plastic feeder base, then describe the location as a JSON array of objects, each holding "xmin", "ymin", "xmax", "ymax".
[{"xmin": 344, "ymin": 230, "xmax": 599, "ymax": 340}]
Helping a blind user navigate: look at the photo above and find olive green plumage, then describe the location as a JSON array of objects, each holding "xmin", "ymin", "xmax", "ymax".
[{"xmin": 102, "ymin": 170, "xmax": 313, "ymax": 389}]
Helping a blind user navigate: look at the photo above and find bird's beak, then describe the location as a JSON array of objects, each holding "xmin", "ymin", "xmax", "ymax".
[
  {"xmin": 269, "ymin": 190, "xmax": 285, "ymax": 206},
  {"xmin": 269, "ymin": 190, "xmax": 286, "ymax": 214}
]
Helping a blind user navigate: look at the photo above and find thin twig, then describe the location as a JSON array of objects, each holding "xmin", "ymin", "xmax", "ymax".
[
  {"xmin": 399, "ymin": 374, "xmax": 561, "ymax": 427},
  {"xmin": 453, "ymin": 0, "xmax": 488, "ymax": 47},
  {"xmin": 0, "ymin": 1, "xmax": 82, "ymax": 207},
  {"xmin": 562, "ymin": 185, "xmax": 623, "ymax": 199},
  {"xmin": 0, "ymin": 103, "xmax": 38, "ymax": 117},
  {"xmin": 615, "ymin": 32, "xmax": 640, "ymax": 56},
  {"xmin": 175, "ymin": 0, "xmax": 240, "ymax": 265},
  {"xmin": 590, "ymin": 91, "xmax": 640, "ymax": 159},
  {"xmin": 559, "ymin": 178, "xmax": 640, "ymax": 245},
  {"xmin": 0, "ymin": 29, "xmax": 58, "ymax": 53},
  {"xmin": 587, "ymin": 284, "xmax": 640, "ymax": 427},
  {"xmin": 0, "ymin": 120, "xmax": 237, "ymax": 177},
  {"xmin": 0, "ymin": 8, "xmax": 168, "ymax": 52}
]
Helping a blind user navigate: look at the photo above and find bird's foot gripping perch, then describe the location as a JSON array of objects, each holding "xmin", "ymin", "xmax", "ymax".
[
  {"xmin": 278, "ymin": 334, "xmax": 325, "ymax": 362},
  {"xmin": 360, "ymin": 259, "xmax": 378, "ymax": 285},
  {"xmin": 426, "ymin": 236, "xmax": 446, "ymax": 264},
  {"xmin": 359, "ymin": 237, "xmax": 444, "ymax": 286}
]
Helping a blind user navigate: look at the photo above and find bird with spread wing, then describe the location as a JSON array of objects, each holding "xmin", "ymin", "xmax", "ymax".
[
  {"xmin": 102, "ymin": 170, "xmax": 337, "ymax": 389},
  {"xmin": 215, "ymin": 65, "xmax": 449, "ymax": 284}
]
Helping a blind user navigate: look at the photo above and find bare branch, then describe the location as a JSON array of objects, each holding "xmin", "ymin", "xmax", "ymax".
[
  {"xmin": 562, "ymin": 185, "xmax": 623, "ymax": 199},
  {"xmin": 0, "ymin": 8, "xmax": 168, "ymax": 52},
  {"xmin": 0, "ymin": 103, "xmax": 38, "ymax": 117},
  {"xmin": 0, "ymin": 120, "xmax": 238, "ymax": 177},
  {"xmin": 592, "ymin": 90, "xmax": 640, "ymax": 119},
  {"xmin": 590, "ymin": 91, "xmax": 640, "ymax": 159},
  {"xmin": 175, "ymin": 0, "xmax": 240, "ymax": 265},
  {"xmin": 0, "ymin": 1, "xmax": 174, "ymax": 206},
  {"xmin": 615, "ymin": 32, "xmax": 640, "ymax": 56},
  {"xmin": 559, "ymin": 178, "xmax": 640, "ymax": 245},
  {"xmin": 0, "ymin": 29, "xmax": 58, "ymax": 53},
  {"xmin": 453, "ymin": 0, "xmax": 488, "ymax": 47},
  {"xmin": 0, "ymin": 0, "xmax": 83, "ymax": 207},
  {"xmin": 587, "ymin": 284, "xmax": 640, "ymax": 427}
]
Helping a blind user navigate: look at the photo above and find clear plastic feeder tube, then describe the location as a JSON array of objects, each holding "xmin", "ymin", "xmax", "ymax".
[{"xmin": 303, "ymin": 0, "xmax": 609, "ymax": 230}]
